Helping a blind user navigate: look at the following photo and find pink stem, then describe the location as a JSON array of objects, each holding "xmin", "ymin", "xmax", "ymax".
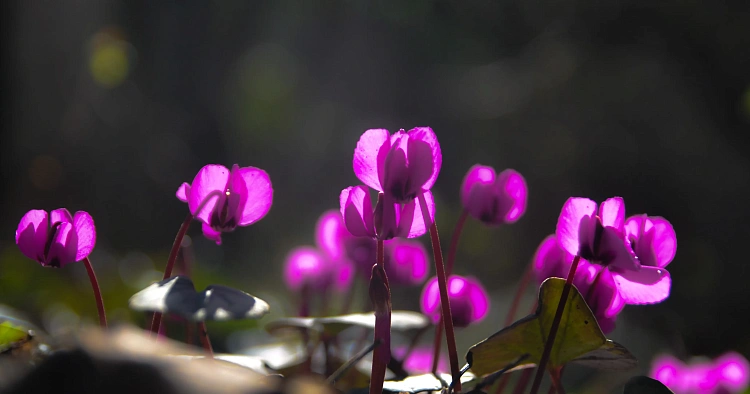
[
  {"xmin": 369, "ymin": 239, "xmax": 391, "ymax": 394},
  {"xmin": 82, "ymin": 257, "xmax": 107, "ymax": 328},
  {"xmin": 150, "ymin": 213, "xmax": 193, "ymax": 334},
  {"xmin": 418, "ymin": 192, "xmax": 461, "ymax": 393},
  {"xmin": 529, "ymin": 255, "xmax": 581, "ymax": 394}
]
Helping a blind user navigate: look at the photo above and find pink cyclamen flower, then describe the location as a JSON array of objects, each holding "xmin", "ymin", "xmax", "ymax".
[
  {"xmin": 339, "ymin": 185, "xmax": 434, "ymax": 241},
  {"xmin": 16, "ymin": 209, "xmax": 96, "ymax": 268},
  {"xmin": 316, "ymin": 209, "xmax": 376, "ymax": 276},
  {"xmin": 651, "ymin": 353, "xmax": 749, "ymax": 394},
  {"xmin": 383, "ymin": 239, "xmax": 429, "ymax": 286},
  {"xmin": 176, "ymin": 164, "xmax": 272, "ymax": 245},
  {"xmin": 532, "ymin": 235, "xmax": 624, "ymax": 334},
  {"xmin": 556, "ymin": 197, "xmax": 671, "ymax": 304},
  {"xmin": 460, "ymin": 165, "xmax": 527, "ymax": 225},
  {"xmin": 353, "ymin": 127, "xmax": 441, "ymax": 203},
  {"xmin": 394, "ymin": 346, "xmax": 449, "ymax": 374},
  {"xmin": 625, "ymin": 214, "xmax": 677, "ymax": 270},
  {"xmin": 283, "ymin": 246, "xmax": 353, "ymax": 293},
  {"xmin": 421, "ymin": 275, "xmax": 489, "ymax": 328}
]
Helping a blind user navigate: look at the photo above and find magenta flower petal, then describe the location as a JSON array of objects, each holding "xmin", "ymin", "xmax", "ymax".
[
  {"xmin": 353, "ymin": 129, "xmax": 390, "ymax": 192},
  {"xmin": 236, "ymin": 166, "xmax": 273, "ymax": 226},
  {"xmin": 188, "ymin": 164, "xmax": 230, "ymax": 223},
  {"xmin": 532, "ymin": 235, "xmax": 570, "ymax": 283},
  {"xmin": 176, "ymin": 182, "xmax": 190, "ymax": 202},
  {"xmin": 468, "ymin": 279, "xmax": 490, "ymax": 322},
  {"xmin": 397, "ymin": 190, "xmax": 435, "ymax": 238},
  {"xmin": 50, "ymin": 208, "xmax": 74, "ymax": 226},
  {"xmin": 651, "ymin": 355, "xmax": 687, "ymax": 392},
  {"xmin": 460, "ymin": 165, "xmax": 496, "ymax": 208},
  {"xmin": 419, "ymin": 277, "xmax": 441, "ymax": 324},
  {"xmin": 611, "ymin": 266, "xmax": 671, "ymax": 304},
  {"xmin": 715, "ymin": 352, "xmax": 750, "ymax": 392},
  {"xmin": 598, "ymin": 197, "xmax": 625, "ymax": 230},
  {"xmin": 16, "ymin": 210, "xmax": 49, "ymax": 263},
  {"xmin": 384, "ymin": 239, "xmax": 429, "ymax": 285},
  {"xmin": 331, "ymin": 260, "xmax": 355, "ymax": 292},
  {"xmin": 598, "ymin": 226, "xmax": 639, "ymax": 272},
  {"xmin": 315, "ymin": 210, "xmax": 350, "ymax": 262},
  {"xmin": 626, "ymin": 215, "xmax": 676, "ymax": 268},
  {"xmin": 283, "ymin": 246, "xmax": 330, "ymax": 292},
  {"xmin": 201, "ymin": 222, "xmax": 223, "ymax": 245},
  {"xmin": 339, "ymin": 186, "xmax": 376, "ymax": 238},
  {"xmin": 420, "ymin": 275, "xmax": 488, "ymax": 327},
  {"xmin": 556, "ymin": 197, "xmax": 597, "ymax": 257},
  {"xmin": 498, "ymin": 169, "xmax": 527, "ymax": 223},
  {"xmin": 72, "ymin": 211, "xmax": 96, "ymax": 261},
  {"xmin": 47, "ymin": 221, "xmax": 78, "ymax": 268},
  {"xmin": 407, "ymin": 127, "xmax": 441, "ymax": 191}
]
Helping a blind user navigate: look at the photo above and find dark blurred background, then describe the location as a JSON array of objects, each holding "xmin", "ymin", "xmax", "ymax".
[{"xmin": 2, "ymin": 0, "xmax": 749, "ymax": 387}]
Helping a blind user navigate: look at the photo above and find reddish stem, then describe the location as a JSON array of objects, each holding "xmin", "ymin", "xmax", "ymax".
[
  {"xmin": 150, "ymin": 213, "xmax": 193, "ymax": 334},
  {"xmin": 529, "ymin": 255, "xmax": 581, "ymax": 394},
  {"xmin": 197, "ymin": 321, "xmax": 213, "ymax": 358},
  {"xmin": 369, "ymin": 239, "xmax": 391, "ymax": 394},
  {"xmin": 431, "ymin": 315, "xmax": 445, "ymax": 374},
  {"xmin": 418, "ymin": 192, "xmax": 461, "ymax": 393},
  {"xmin": 82, "ymin": 257, "xmax": 107, "ymax": 328},
  {"xmin": 549, "ymin": 367, "xmax": 565, "ymax": 394}
]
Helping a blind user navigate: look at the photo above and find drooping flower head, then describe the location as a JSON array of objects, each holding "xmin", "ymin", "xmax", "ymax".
[
  {"xmin": 532, "ymin": 235, "xmax": 624, "ymax": 334},
  {"xmin": 176, "ymin": 164, "xmax": 272, "ymax": 245},
  {"xmin": 339, "ymin": 185, "xmax": 434, "ymax": 241},
  {"xmin": 420, "ymin": 275, "xmax": 489, "ymax": 328},
  {"xmin": 625, "ymin": 214, "xmax": 677, "ymax": 269},
  {"xmin": 353, "ymin": 127, "xmax": 441, "ymax": 203},
  {"xmin": 283, "ymin": 246, "xmax": 352, "ymax": 293},
  {"xmin": 556, "ymin": 197, "xmax": 671, "ymax": 304},
  {"xmin": 460, "ymin": 165, "xmax": 528, "ymax": 226},
  {"xmin": 16, "ymin": 209, "xmax": 96, "ymax": 268},
  {"xmin": 651, "ymin": 353, "xmax": 750, "ymax": 394},
  {"xmin": 383, "ymin": 239, "xmax": 429, "ymax": 286}
]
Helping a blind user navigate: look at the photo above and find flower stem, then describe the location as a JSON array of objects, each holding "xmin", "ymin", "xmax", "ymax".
[
  {"xmin": 529, "ymin": 255, "xmax": 580, "ymax": 394},
  {"xmin": 82, "ymin": 257, "xmax": 107, "ymax": 328},
  {"xmin": 150, "ymin": 213, "xmax": 193, "ymax": 334},
  {"xmin": 431, "ymin": 315, "xmax": 445, "ymax": 374},
  {"xmin": 369, "ymin": 239, "xmax": 391, "ymax": 394},
  {"xmin": 418, "ymin": 192, "xmax": 461, "ymax": 393},
  {"xmin": 549, "ymin": 367, "xmax": 565, "ymax": 394},
  {"xmin": 197, "ymin": 321, "xmax": 214, "ymax": 358}
]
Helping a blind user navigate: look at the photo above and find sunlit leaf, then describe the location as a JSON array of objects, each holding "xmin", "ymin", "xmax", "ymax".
[
  {"xmin": 571, "ymin": 340, "xmax": 638, "ymax": 370},
  {"xmin": 623, "ymin": 376, "xmax": 674, "ymax": 393},
  {"xmin": 266, "ymin": 311, "xmax": 429, "ymax": 337},
  {"xmin": 381, "ymin": 372, "xmax": 477, "ymax": 393},
  {"xmin": 466, "ymin": 278, "xmax": 606, "ymax": 377},
  {"xmin": 128, "ymin": 276, "xmax": 270, "ymax": 321},
  {"xmin": 0, "ymin": 321, "xmax": 31, "ymax": 353}
]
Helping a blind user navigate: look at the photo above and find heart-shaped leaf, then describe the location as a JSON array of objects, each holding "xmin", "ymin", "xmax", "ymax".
[
  {"xmin": 128, "ymin": 276, "xmax": 270, "ymax": 321},
  {"xmin": 571, "ymin": 340, "xmax": 637, "ymax": 370},
  {"xmin": 623, "ymin": 376, "xmax": 674, "ymax": 393},
  {"xmin": 266, "ymin": 311, "xmax": 429, "ymax": 337},
  {"xmin": 466, "ymin": 278, "xmax": 606, "ymax": 377}
]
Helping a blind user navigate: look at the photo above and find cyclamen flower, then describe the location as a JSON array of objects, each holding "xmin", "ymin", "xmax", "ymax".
[
  {"xmin": 394, "ymin": 346, "xmax": 449, "ymax": 374},
  {"xmin": 353, "ymin": 127, "xmax": 441, "ymax": 203},
  {"xmin": 16, "ymin": 209, "xmax": 96, "ymax": 268},
  {"xmin": 339, "ymin": 185, "xmax": 434, "ymax": 240},
  {"xmin": 651, "ymin": 353, "xmax": 750, "ymax": 394},
  {"xmin": 283, "ymin": 246, "xmax": 353, "ymax": 294},
  {"xmin": 556, "ymin": 197, "xmax": 671, "ymax": 304},
  {"xmin": 625, "ymin": 214, "xmax": 677, "ymax": 270},
  {"xmin": 316, "ymin": 209, "xmax": 376, "ymax": 274},
  {"xmin": 420, "ymin": 275, "xmax": 489, "ymax": 328},
  {"xmin": 460, "ymin": 165, "xmax": 527, "ymax": 225},
  {"xmin": 383, "ymin": 239, "xmax": 429, "ymax": 286},
  {"xmin": 176, "ymin": 164, "xmax": 272, "ymax": 245},
  {"xmin": 532, "ymin": 235, "xmax": 624, "ymax": 334}
]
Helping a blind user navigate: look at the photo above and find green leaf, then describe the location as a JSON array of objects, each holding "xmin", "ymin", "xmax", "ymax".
[
  {"xmin": 266, "ymin": 311, "xmax": 429, "ymax": 337},
  {"xmin": 0, "ymin": 321, "xmax": 31, "ymax": 352},
  {"xmin": 623, "ymin": 376, "xmax": 674, "ymax": 393},
  {"xmin": 571, "ymin": 340, "xmax": 638, "ymax": 370},
  {"xmin": 466, "ymin": 278, "xmax": 607, "ymax": 377}
]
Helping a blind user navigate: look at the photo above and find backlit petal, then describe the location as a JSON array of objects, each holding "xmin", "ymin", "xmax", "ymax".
[
  {"xmin": 399, "ymin": 190, "xmax": 435, "ymax": 238},
  {"xmin": 407, "ymin": 127, "xmax": 441, "ymax": 191},
  {"xmin": 16, "ymin": 210, "xmax": 49, "ymax": 263},
  {"xmin": 47, "ymin": 222, "xmax": 78, "ymax": 267},
  {"xmin": 50, "ymin": 208, "xmax": 73, "ymax": 226},
  {"xmin": 648, "ymin": 217, "xmax": 676, "ymax": 268},
  {"xmin": 339, "ymin": 186, "xmax": 375, "ymax": 238},
  {"xmin": 405, "ymin": 136, "xmax": 434, "ymax": 194},
  {"xmin": 532, "ymin": 235, "xmax": 569, "ymax": 283},
  {"xmin": 315, "ymin": 210, "xmax": 349, "ymax": 262},
  {"xmin": 237, "ymin": 166, "xmax": 273, "ymax": 226},
  {"xmin": 556, "ymin": 197, "xmax": 597, "ymax": 257},
  {"xmin": 419, "ymin": 277, "xmax": 441, "ymax": 323},
  {"xmin": 497, "ymin": 169, "xmax": 527, "ymax": 223},
  {"xmin": 599, "ymin": 226, "xmax": 639, "ymax": 271},
  {"xmin": 176, "ymin": 183, "xmax": 190, "ymax": 202},
  {"xmin": 460, "ymin": 164, "xmax": 496, "ymax": 208},
  {"xmin": 188, "ymin": 165, "xmax": 230, "ymax": 223},
  {"xmin": 599, "ymin": 197, "xmax": 625, "ymax": 230},
  {"xmin": 73, "ymin": 211, "xmax": 96, "ymax": 261},
  {"xmin": 611, "ymin": 266, "xmax": 671, "ymax": 304},
  {"xmin": 468, "ymin": 279, "xmax": 490, "ymax": 322},
  {"xmin": 201, "ymin": 222, "xmax": 223, "ymax": 245},
  {"xmin": 353, "ymin": 129, "xmax": 390, "ymax": 192}
]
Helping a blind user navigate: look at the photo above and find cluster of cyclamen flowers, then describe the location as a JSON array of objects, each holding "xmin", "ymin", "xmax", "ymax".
[
  {"xmin": 651, "ymin": 352, "xmax": 750, "ymax": 394},
  {"xmin": 17, "ymin": 124, "xmax": 732, "ymax": 394}
]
